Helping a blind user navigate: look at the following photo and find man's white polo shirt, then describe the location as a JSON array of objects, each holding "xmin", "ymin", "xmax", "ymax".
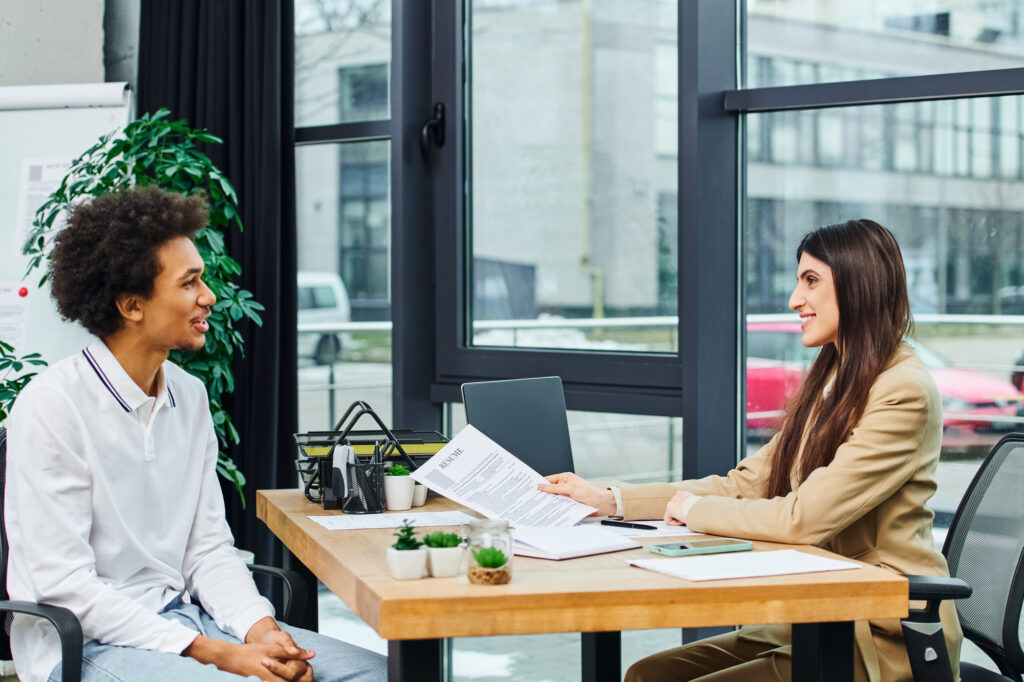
[{"xmin": 5, "ymin": 340, "xmax": 273, "ymax": 682}]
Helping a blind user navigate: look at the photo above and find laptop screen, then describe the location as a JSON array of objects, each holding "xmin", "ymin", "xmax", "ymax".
[{"xmin": 461, "ymin": 376, "xmax": 575, "ymax": 475}]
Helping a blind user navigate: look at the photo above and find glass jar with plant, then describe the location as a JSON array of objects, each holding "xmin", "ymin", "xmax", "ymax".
[
  {"xmin": 386, "ymin": 519, "xmax": 427, "ymax": 580},
  {"xmin": 383, "ymin": 463, "xmax": 415, "ymax": 511},
  {"xmin": 423, "ymin": 531, "xmax": 464, "ymax": 578},
  {"xmin": 465, "ymin": 519, "xmax": 512, "ymax": 585},
  {"xmin": 22, "ymin": 109, "xmax": 264, "ymax": 506}
]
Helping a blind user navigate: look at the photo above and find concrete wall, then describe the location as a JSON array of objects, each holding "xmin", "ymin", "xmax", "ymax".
[{"xmin": 0, "ymin": 0, "xmax": 138, "ymax": 88}]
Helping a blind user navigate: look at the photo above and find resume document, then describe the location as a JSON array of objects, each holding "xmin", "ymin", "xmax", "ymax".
[{"xmin": 411, "ymin": 425, "xmax": 597, "ymax": 527}]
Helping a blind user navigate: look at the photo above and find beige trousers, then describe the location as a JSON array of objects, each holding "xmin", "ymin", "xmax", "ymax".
[{"xmin": 624, "ymin": 631, "xmax": 791, "ymax": 682}]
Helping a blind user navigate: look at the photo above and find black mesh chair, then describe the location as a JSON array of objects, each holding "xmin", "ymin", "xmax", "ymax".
[
  {"xmin": 903, "ymin": 432, "xmax": 1024, "ymax": 682},
  {"xmin": 0, "ymin": 427, "xmax": 308, "ymax": 682}
]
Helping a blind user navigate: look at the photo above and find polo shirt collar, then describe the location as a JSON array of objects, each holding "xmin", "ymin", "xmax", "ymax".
[{"xmin": 81, "ymin": 340, "xmax": 177, "ymax": 412}]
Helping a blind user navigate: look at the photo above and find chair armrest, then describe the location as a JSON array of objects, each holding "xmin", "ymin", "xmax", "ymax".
[
  {"xmin": 248, "ymin": 564, "xmax": 308, "ymax": 627},
  {"xmin": 906, "ymin": 574, "xmax": 972, "ymax": 602},
  {"xmin": 0, "ymin": 600, "xmax": 82, "ymax": 682}
]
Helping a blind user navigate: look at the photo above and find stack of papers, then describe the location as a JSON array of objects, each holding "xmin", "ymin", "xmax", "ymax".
[
  {"xmin": 630, "ymin": 549, "xmax": 860, "ymax": 582},
  {"xmin": 513, "ymin": 526, "xmax": 640, "ymax": 560}
]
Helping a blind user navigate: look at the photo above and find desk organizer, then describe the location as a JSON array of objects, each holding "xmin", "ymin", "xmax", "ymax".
[{"xmin": 294, "ymin": 400, "xmax": 447, "ymax": 512}]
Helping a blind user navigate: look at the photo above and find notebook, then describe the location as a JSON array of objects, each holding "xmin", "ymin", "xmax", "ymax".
[
  {"xmin": 461, "ymin": 376, "xmax": 575, "ymax": 476},
  {"xmin": 513, "ymin": 525, "xmax": 641, "ymax": 561}
]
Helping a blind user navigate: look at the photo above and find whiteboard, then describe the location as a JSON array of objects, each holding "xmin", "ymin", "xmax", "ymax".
[{"xmin": 0, "ymin": 82, "xmax": 134, "ymax": 364}]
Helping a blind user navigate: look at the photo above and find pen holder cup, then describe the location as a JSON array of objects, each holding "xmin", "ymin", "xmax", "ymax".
[
  {"xmin": 294, "ymin": 432, "xmax": 384, "ymax": 512},
  {"xmin": 337, "ymin": 456, "xmax": 385, "ymax": 514}
]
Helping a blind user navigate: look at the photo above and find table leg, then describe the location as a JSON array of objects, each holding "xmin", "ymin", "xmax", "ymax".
[
  {"xmin": 581, "ymin": 631, "xmax": 621, "ymax": 682},
  {"xmin": 388, "ymin": 639, "xmax": 443, "ymax": 682},
  {"xmin": 792, "ymin": 621, "xmax": 854, "ymax": 682}
]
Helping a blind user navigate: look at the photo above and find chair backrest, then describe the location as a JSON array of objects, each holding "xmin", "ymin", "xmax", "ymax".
[
  {"xmin": 0, "ymin": 427, "xmax": 13, "ymax": 659},
  {"xmin": 942, "ymin": 432, "xmax": 1024, "ymax": 675}
]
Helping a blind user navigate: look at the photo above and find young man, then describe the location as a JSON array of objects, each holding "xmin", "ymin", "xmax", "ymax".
[{"xmin": 6, "ymin": 186, "xmax": 385, "ymax": 682}]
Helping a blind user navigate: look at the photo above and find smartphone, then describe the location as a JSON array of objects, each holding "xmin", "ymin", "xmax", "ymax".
[{"xmin": 649, "ymin": 537, "xmax": 753, "ymax": 557}]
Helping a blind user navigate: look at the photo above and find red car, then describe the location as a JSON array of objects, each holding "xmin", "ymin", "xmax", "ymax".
[{"xmin": 746, "ymin": 322, "xmax": 1024, "ymax": 453}]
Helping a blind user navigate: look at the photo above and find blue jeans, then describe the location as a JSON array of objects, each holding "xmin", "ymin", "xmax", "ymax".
[{"xmin": 48, "ymin": 596, "xmax": 386, "ymax": 681}]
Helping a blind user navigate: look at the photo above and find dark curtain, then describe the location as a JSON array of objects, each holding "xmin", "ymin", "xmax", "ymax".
[{"xmin": 137, "ymin": 0, "xmax": 297, "ymax": 568}]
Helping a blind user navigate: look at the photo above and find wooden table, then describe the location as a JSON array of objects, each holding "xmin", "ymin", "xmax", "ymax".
[{"xmin": 257, "ymin": 489, "xmax": 908, "ymax": 682}]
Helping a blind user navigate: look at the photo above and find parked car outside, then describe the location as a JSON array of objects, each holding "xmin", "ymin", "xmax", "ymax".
[
  {"xmin": 746, "ymin": 321, "xmax": 1024, "ymax": 455},
  {"xmin": 298, "ymin": 271, "xmax": 351, "ymax": 365}
]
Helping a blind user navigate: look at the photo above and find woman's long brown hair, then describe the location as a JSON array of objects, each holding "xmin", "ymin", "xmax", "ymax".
[{"xmin": 766, "ymin": 219, "xmax": 912, "ymax": 499}]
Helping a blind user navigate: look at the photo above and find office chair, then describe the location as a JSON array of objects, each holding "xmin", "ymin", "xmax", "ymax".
[
  {"xmin": 0, "ymin": 427, "xmax": 307, "ymax": 682},
  {"xmin": 903, "ymin": 432, "xmax": 1024, "ymax": 682}
]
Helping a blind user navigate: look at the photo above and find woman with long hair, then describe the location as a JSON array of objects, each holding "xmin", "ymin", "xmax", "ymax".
[{"xmin": 541, "ymin": 219, "xmax": 962, "ymax": 681}]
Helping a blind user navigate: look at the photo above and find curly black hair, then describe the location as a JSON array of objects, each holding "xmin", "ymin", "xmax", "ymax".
[{"xmin": 49, "ymin": 186, "xmax": 209, "ymax": 338}]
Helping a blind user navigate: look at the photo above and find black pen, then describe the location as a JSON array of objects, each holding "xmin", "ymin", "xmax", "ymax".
[{"xmin": 601, "ymin": 519, "xmax": 657, "ymax": 531}]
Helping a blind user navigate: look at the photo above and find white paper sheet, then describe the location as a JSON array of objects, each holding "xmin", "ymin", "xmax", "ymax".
[
  {"xmin": 307, "ymin": 510, "xmax": 478, "ymax": 531},
  {"xmin": 513, "ymin": 526, "xmax": 640, "ymax": 560},
  {"xmin": 410, "ymin": 425, "xmax": 597, "ymax": 527},
  {"xmin": 0, "ymin": 282, "xmax": 31, "ymax": 350},
  {"xmin": 630, "ymin": 549, "xmax": 861, "ymax": 582},
  {"xmin": 578, "ymin": 518, "xmax": 700, "ymax": 538},
  {"xmin": 16, "ymin": 158, "xmax": 72, "ymax": 248}
]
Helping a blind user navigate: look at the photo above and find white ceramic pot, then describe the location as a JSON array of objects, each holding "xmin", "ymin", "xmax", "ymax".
[
  {"xmin": 412, "ymin": 483, "xmax": 428, "ymax": 507},
  {"xmin": 427, "ymin": 546, "xmax": 464, "ymax": 577},
  {"xmin": 386, "ymin": 546, "xmax": 428, "ymax": 580},
  {"xmin": 384, "ymin": 476, "xmax": 415, "ymax": 511}
]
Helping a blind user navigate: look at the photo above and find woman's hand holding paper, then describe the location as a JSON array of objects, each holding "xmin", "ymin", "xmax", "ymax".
[{"xmin": 539, "ymin": 472, "xmax": 617, "ymax": 517}]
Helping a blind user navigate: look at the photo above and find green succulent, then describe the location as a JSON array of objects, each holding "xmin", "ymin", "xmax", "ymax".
[
  {"xmin": 391, "ymin": 519, "xmax": 422, "ymax": 551},
  {"xmin": 471, "ymin": 546, "xmax": 508, "ymax": 568},
  {"xmin": 385, "ymin": 464, "xmax": 410, "ymax": 476},
  {"xmin": 423, "ymin": 531, "xmax": 461, "ymax": 548}
]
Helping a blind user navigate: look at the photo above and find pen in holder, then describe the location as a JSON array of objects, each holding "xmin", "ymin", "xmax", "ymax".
[{"xmin": 339, "ymin": 443, "xmax": 384, "ymax": 514}]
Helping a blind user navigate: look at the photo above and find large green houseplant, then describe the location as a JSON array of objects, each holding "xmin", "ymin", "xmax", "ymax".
[
  {"xmin": 0, "ymin": 341, "xmax": 47, "ymax": 425},
  {"xmin": 22, "ymin": 109, "xmax": 264, "ymax": 504}
]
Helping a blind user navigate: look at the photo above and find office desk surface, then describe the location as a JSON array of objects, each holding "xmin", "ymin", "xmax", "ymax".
[{"xmin": 257, "ymin": 489, "xmax": 908, "ymax": 640}]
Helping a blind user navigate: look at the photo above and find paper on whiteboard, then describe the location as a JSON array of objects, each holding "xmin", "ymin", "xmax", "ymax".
[
  {"xmin": 0, "ymin": 282, "xmax": 31, "ymax": 351},
  {"xmin": 16, "ymin": 158, "xmax": 72, "ymax": 251},
  {"xmin": 410, "ymin": 424, "xmax": 597, "ymax": 527}
]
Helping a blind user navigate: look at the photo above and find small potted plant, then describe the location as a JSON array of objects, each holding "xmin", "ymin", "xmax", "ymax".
[
  {"xmin": 383, "ymin": 464, "xmax": 415, "ymax": 511},
  {"xmin": 412, "ymin": 480, "xmax": 428, "ymax": 507},
  {"xmin": 386, "ymin": 519, "xmax": 427, "ymax": 580},
  {"xmin": 467, "ymin": 546, "xmax": 511, "ymax": 585},
  {"xmin": 423, "ymin": 531, "xmax": 464, "ymax": 577}
]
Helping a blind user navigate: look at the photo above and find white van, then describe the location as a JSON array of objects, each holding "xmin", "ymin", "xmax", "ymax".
[{"xmin": 297, "ymin": 271, "xmax": 351, "ymax": 364}]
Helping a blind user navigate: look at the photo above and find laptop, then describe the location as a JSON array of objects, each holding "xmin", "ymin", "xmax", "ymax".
[{"xmin": 461, "ymin": 376, "xmax": 575, "ymax": 475}]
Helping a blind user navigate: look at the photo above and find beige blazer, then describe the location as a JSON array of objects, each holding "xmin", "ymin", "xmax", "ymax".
[{"xmin": 618, "ymin": 345, "xmax": 962, "ymax": 682}]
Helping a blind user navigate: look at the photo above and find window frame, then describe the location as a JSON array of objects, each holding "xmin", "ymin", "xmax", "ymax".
[{"xmin": 422, "ymin": 1, "xmax": 742, "ymax": 481}]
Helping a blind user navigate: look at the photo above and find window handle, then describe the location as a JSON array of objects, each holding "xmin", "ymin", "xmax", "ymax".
[{"xmin": 420, "ymin": 102, "xmax": 446, "ymax": 160}]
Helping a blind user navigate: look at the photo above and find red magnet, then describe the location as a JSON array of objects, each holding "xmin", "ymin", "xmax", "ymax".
[{"xmin": 18, "ymin": 287, "xmax": 28, "ymax": 297}]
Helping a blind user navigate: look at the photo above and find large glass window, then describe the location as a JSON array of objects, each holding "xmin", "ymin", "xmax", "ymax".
[
  {"xmin": 467, "ymin": 0, "xmax": 679, "ymax": 352},
  {"xmin": 746, "ymin": 0, "xmax": 1024, "ymax": 88},
  {"xmin": 296, "ymin": 141, "xmax": 394, "ymax": 434},
  {"xmin": 294, "ymin": 0, "xmax": 391, "ymax": 127}
]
